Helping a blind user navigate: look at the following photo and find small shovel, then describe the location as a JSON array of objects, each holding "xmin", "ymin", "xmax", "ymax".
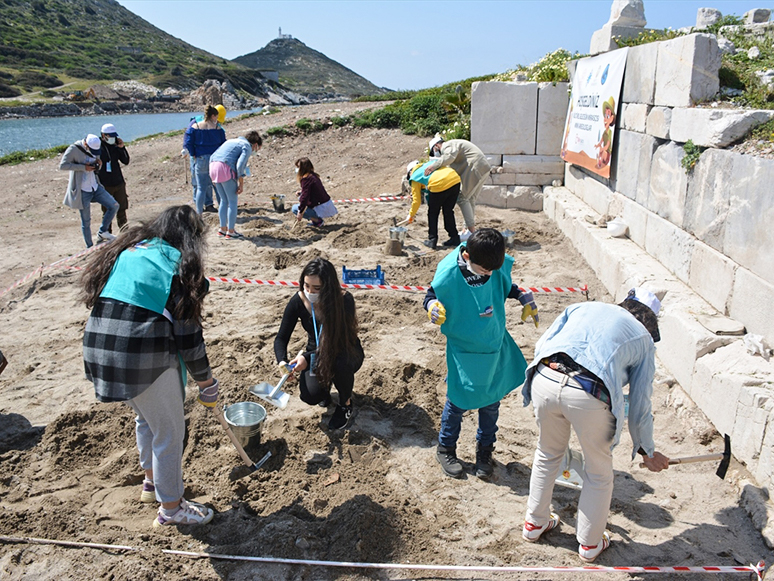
[
  {"xmin": 249, "ymin": 363, "xmax": 296, "ymax": 409},
  {"xmin": 210, "ymin": 404, "xmax": 272, "ymax": 473},
  {"xmin": 639, "ymin": 434, "xmax": 731, "ymax": 479}
]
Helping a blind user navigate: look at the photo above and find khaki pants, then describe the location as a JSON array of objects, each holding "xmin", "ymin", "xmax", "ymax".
[{"xmin": 525, "ymin": 364, "xmax": 615, "ymax": 547}]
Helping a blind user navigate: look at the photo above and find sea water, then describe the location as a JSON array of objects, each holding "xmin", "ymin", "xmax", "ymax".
[{"xmin": 0, "ymin": 108, "xmax": 262, "ymax": 157}]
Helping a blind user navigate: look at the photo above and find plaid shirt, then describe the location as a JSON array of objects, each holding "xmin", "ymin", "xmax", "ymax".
[{"xmin": 84, "ymin": 297, "xmax": 211, "ymax": 402}]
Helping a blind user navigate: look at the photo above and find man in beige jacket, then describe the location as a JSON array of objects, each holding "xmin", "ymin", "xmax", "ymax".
[{"xmin": 425, "ymin": 135, "xmax": 491, "ymax": 239}]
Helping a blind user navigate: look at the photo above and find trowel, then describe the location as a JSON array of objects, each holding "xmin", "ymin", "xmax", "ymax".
[{"xmin": 249, "ymin": 363, "xmax": 296, "ymax": 409}]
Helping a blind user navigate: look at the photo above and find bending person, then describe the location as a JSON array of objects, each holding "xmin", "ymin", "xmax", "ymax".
[
  {"xmin": 291, "ymin": 157, "xmax": 338, "ymax": 227},
  {"xmin": 521, "ymin": 288, "xmax": 670, "ymax": 562},
  {"xmin": 424, "ymin": 135, "xmax": 491, "ymax": 240},
  {"xmin": 209, "ymin": 131, "xmax": 263, "ymax": 239},
  {"xmin": 405, "ymin": 159, "xmax": 460, "ymax": 250},
  {"xmin": 81, "ymin": 205, "xmax": 218, "ymax": 528},
  {"xmin": 274, "ymin": 258, "xmax": 364, "ymax": 430}
]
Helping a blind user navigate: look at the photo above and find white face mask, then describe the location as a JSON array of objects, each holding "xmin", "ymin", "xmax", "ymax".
[
  {"xmin": 294, "ymin": 167, "xmax": 299, "ymax": 174},
  {"xmin": 106, "ymin": 137, "xmax": 116, "ymax": 145},
  {"xmin": 432, "ymin": 146, "xmax": 441, "ymax": 158},
  {"xmin": 304, "ymin": 290, "xmax": 319, "ymax": 304}
]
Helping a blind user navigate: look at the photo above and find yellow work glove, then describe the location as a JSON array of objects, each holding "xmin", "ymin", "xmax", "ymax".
[
  {"xmin": 518, "ymin": 291, "xmax": 539, "ymax": 328},
  {"xmin": 427, "ymin": 300, "xmax": 446, "ymax": 325}
]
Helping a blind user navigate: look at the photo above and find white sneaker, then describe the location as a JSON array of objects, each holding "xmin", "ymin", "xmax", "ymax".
[
  {"xmin": 522, "ymin": 513, "xmax": 560, "ymax": 542},
  {"xmin": 459, "ymin": 229, "xmax": 472, "ymax": 242},
  {"xmin": 153, "ymin": 499, "xmax": 214, "ymax": 527},
  {"xmin": 579, "ymin": 531, "xmax": 611, "ymax": 563},
  {"xmin": 97, "ymin": 231, "xmax": 116, "ymax": 242}
]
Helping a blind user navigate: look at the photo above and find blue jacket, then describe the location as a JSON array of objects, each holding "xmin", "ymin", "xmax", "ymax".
[
  {"xmin": 210, "ymin": 137, "xmax": 253, "ymax": 179},
  {"xmin": 183, "ymin": 122, "xmax": 226, "ymax": 158},
  {"xmin": 521, "ymin": 301, "xmax": 657, "ymax": 458}
]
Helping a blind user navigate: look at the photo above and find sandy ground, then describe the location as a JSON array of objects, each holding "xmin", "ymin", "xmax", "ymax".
[{"xmin": 0, "ymin": 102, "xmax": 771, "ymax": 580}]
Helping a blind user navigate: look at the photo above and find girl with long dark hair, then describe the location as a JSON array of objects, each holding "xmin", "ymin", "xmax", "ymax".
[
  {"xmin": 291, "ymin": 157, "xmax": 338, "ymax": 227},
  {"xmin": 273, "ymin": 257, "xmax": 364, "ymax": 429},
  {"xmin": 81, "ymin": 205, "xmax": 218, "ymax": 528}
]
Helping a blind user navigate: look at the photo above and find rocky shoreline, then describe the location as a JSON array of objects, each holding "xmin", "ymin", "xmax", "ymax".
[{"xmin": 0, "ymin": 100, "xmax": 197, "ymax": 119}]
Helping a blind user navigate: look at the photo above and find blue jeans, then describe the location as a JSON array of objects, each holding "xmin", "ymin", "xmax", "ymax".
[
  {"xmin": 214, "ymin": 179, "xmax": 239, "ymax": 231},
  {"xmin": 291, "ymin": 203, "xmax": 320, "ymax": 220},
  {"xmin": 193, "ymin": 155, "xmax": 216, "ymax": 212},
  {"xmin": 79, "ymin": 186, "xmax": 119, "ymax": 247},
  {"xmin": 438, "ymin": 398, "xmax": 500, "ymax": 448}
]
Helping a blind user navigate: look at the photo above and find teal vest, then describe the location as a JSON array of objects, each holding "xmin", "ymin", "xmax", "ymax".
[
  {"xmin": 431, "ymin": 247, "xmax": 527, "ymax": 409},
  {"xmin": 100, "ymin": 238, "xmax": 187, "ymax": 386}
]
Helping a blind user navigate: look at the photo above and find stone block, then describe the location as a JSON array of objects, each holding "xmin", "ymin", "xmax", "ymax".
[
  {"xmin": 733, "ymin": 380, "xmax": 774, "ymax": 469},
  {"xmin": 646, "ymin": 107, "xmax": 672, "ymax": 139},
  {"xmin": 730, "ymin": 268, "xmax": 774, "ymax": 345},
  {"xmin": 623, "ymin": 42, "xmax": 659, "ymax": 104},
  {"xmin": 684, "ymin": 148, "xmax": 733, "ymax": 251},
  {"xmin": 613, "ymin": 130, "xmax": 659, "ymax": 204},
  {"xmin": 670, "ymin": 108, "xmax": 774, "ymax": 148},
  {"xmin": 615, "ymin": 192, "xmax": 649, "ymax": 248},
  {"xmin": 696, "ymin": 7, "xmax": 722, "ymax": 28},
  {"xmin": 488, "ymin": 173, "xmax": 519, "ymax": 186},
  {"xmin": 722, "ymin": 155, "xmax": 774, "ymax": 284},
  {"xmin": 478, "ymin": 185, "xmax": 507, "ymax": 208},
  {"xmin": 485, "ymin": 154, "xmax": 502, "ymax": 167},
  {"xmin": 608, "ymin": 0, "xmax": 647, "ymax": 27},
  {"xmin": 512, "ymin": 173, "xmax": 563, "ymax": 186},
  {"xmin": 658, "ymin": 302, "xmax": 730, "ymax": 396},
  {"xmin": 689, "ymin": 241, "xmax": 736, "ymax": 314},
  {"xmin": 573, "ymin": 170, "xmax": 613, "ymax": 215},
  {"xmin": 471, "ymin": 81, "xmax": 537, "ymax": 155},
  {"xmin": 541, "ymin": 186, "xmax": 559, "ymax": 219},
  {"xmin": 536, "ymin": 82, "xmax": 570, "ymax": 155},
  {"xmin": 644, "ymin": 212, "xmax": 695, "ymax": 283},
  {"xmin": 621, "ymin": 103, "xmax": 650, "ymax": 132},
  {"xmin": 590, "ymin": 24, "xmax": 647, "ymax": 54},
  {"xmin": 502, "ymin": 155, "xmax": 564, "ymax": 174},
  {"xmin": 744, "ymin": 8, "xmax": 771, "ymax": 24},
  {"xmin": 648, "ymin": 141, "xmax": 688, "ymax": 227},
  {"xmin": 654, "ymin": 34, "xmax": 721, "ymax": 107},
  {"xmin": 506, "ymin": 186, "xmax": 543, "ymax": 212}
]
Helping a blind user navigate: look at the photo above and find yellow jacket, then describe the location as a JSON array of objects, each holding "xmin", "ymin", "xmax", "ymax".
[{"xmin": 408, "ymin": 165, "xmax": 461, "ymax": 218}]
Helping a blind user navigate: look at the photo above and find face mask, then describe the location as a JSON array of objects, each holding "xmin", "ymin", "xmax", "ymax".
[
  {"xmin": 251, "ymin": 149, "xmax": 259, "ymax": 156},
  {"xmin": 106, "ymin": 137, "xmax": 116, "ymax": 145},
  {"xmin": 294, "ymin": 167, "xmax": 299, "ymax": 174},
  {"xmin": 432, "ymin": 148, "xmax": 441, "ymax": 158},
  {"xmin": 304, "ymin": 290, "xmax": 319, "ymax": 304}
]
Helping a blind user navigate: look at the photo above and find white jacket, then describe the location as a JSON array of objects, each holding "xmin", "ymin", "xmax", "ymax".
[{"xmin": 59, "ymin": 140, "xmax": 100, "ymax": 210}]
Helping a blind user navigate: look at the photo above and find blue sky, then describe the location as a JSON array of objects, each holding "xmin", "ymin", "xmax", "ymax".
[{"xmin": 116, "ymin": 1, "xmax": 760, "ymax": 90}]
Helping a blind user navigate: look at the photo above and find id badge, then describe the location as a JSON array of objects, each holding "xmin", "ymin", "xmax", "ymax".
[
  {"xmin": 105, "ymin": 161, "xmax": 112, "ymax": 172},
  {"xmin": 309, "ymin": 353, "xmax": 317, "ymax": 376},
  {"xmin": 479, "ymin": 305, "xmax": 494, "ymax": 318}
]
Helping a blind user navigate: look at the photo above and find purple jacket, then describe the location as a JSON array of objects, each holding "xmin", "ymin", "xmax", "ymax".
[{"xmin": 298, "ymin": 174, "xmax": 331, "ymax": 209}]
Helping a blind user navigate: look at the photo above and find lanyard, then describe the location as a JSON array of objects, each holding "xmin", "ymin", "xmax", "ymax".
[{"xmin": 310, "ymin": 303, "xmax": 322, "ymax": 348}]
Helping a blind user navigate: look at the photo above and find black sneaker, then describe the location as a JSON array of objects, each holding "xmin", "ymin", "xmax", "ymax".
[
  {"xmin": 318, "ymin": 393, "xmax": 332, "ymax": 408},
  {"xmin": 475, "ymin": 443, "xmax": 494, "ymax": 479},
  {"xmin": 436, "ymin": 445, "xmax": 464, "ymax": 478},
  {"xmin": 442, "ymin": 236, "xmax": 461, "ymax": 247},
  {"xmin": 204, "ymin": 205, "xmax": 218, "ymax": 213},
  {"xmin": 328, "ymin": 403, "xmax": 352, "ymax": 430},
  {"xmin": 423, "ymin": 237, "xmax": 438, "ymax": 250}
]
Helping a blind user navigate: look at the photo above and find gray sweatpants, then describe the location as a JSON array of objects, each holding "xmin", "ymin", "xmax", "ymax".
[{"xmin": 125, "ymin": 367, "xmax": 186, "ymax": 504}]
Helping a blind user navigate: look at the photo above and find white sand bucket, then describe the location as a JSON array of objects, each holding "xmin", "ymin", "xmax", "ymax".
[
  {"xmin": 223, "ymin": 401, "xmax": 267, "ymax": 448},
  {"xmin": 501, "ymin": 229, "xmax": 515, "ymax": 246},
  {"xmin": 389, "ymin": 226, "xmax": 407, "ymax": 245}
]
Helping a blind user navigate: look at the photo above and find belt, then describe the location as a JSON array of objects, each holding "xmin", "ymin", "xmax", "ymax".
[{"xmin": 536, "ymin": 363, "xmax": 584, "ymax": 389}]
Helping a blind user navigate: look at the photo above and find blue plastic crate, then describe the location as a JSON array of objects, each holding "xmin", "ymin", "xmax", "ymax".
[{"xmin": 342, "ymin": 265, "xmax": 384, "ymax": 285}]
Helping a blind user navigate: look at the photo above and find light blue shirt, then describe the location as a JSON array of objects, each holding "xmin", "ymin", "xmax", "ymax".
[
  {"xmin": 522, "ymin": 302, "xmax": 657, "ymax": 458},
  {"xmin": 210, "ymin": 137, "xmax": 252, "ymax": 179}
]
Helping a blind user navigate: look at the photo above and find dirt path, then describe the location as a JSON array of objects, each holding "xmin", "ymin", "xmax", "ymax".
[{"xmin": 0, "ymin": 102, "xmax": 770, "ymax": 580}]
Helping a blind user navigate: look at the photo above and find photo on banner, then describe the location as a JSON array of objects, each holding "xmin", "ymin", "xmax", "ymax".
[{"xmin": 560, "ymin": 48, "xmax": 628, "ymax": 179}]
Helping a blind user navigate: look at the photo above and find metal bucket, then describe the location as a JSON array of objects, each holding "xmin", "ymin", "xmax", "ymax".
[
  {"xmin": 271, "ymin": 194, "xmax": 285, "ymax": 212},
  {"xmin": 501, "ymin": 229, "xmax": 515, "ymax": 247},
  {"xmin": 224, "ymin": 401, "xmax": 267, "ymax": 448},
  {"xmin": 389, "ymin": 226, "xmax": 407, "ymax": 245}
]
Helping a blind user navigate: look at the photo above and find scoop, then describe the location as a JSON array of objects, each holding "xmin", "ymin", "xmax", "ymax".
[{"xmin": 249, "ymin": 364, "xmax": 295, "ymax": 409}]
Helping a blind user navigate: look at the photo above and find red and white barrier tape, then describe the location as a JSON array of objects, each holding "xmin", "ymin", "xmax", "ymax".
[
  {"xmin": 332, "ymin": 195, "xmax": 407, "ymax": 204},
  {"xmin": 164, "ymin": 550, "xmax": 767, "ymax": 579},
  {"xmin": 206, "ymin": 276, "xmax": 587, "ymax": 295}
]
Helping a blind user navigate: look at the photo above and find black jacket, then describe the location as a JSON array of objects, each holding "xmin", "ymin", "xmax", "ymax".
[{"xmin": 98, "ymin": 141, "xmax": 130, "ymax": 187}]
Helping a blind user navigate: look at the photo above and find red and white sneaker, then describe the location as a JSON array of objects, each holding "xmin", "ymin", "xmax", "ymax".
[
  {"xmin": 579, "ymin": 531, "xmax": 611, "ymax": 563},
  {"xmin": 522, "ymin": 512, "xmax": 560, "ymax": 542}
]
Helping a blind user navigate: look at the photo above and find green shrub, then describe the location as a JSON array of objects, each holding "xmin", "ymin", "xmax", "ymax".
[
  {"xmin": 681, "ymin": 140, "xmax": 705, "ymax": 173},
  {"xmin": 0, "ymin": 144, "xmax": 67, "ymax": 166},
  {"xmin": 295, "ymin": 118, "xmax": 312, "ymax": 132},
  {"xmin": 0, "ymin": 82, "xmax": 21, "ymax": 97},
  {"xmin": 706, "ymin": 14, "xmax": 743, "ymax": 35},
  {"xmin": 16, "ymin": 70, "xmax": 61, "ymax": 88},
  {"xmin": 267, "ymin": 126, "xmax": 289, "ymax": 137},
  {"xmin": 613, "ymin": 28, "xmax": 685, "ymax": 47},
  {"xmin": 330, "ymin": 115, "xmax": 350, "ymax": 127}
]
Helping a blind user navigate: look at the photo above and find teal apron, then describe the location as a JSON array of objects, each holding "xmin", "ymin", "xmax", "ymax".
[
  {"xmin": 431, "ymin": 247, "xmax": 527, "ymax": 410},
  {"xmin": 100, "ymin": 238, "xmax": 188, "ymax": 389}
]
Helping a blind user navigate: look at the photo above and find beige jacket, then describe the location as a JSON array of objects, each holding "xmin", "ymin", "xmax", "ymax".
[
  {"xmin": 59, "ymin": 140, "xmax": 100, "ymax": 210},
  {"xmin": 430, "ymin": 139, "xmax": 491, "ymax": 200}
]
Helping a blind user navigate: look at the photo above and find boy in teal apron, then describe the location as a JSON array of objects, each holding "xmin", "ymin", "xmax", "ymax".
[{"xmin": 423, "ymin": 228, "xmax": 538, "ymax": 478}]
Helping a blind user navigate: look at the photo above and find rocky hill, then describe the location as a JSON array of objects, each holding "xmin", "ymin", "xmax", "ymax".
[
  {"xmin": 234, "ymin": 37, "xmax": 387, "ymax": 98},
  {"xmin": 0, "ymin": 0, "xmax": 282, "ymax": 100}
]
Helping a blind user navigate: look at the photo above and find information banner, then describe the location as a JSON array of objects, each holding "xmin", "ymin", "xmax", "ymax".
[{"xmin": 560, "ymin": 48, "xmax": 628, "ymax": 179}]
